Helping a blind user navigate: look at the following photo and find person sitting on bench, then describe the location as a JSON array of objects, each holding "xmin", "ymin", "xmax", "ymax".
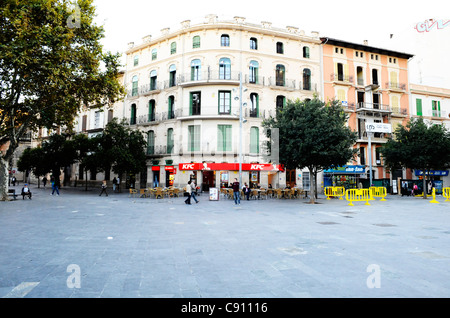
[{"xmin": 21, "ymin": 184, "xmax": 32, "ymax": 200}]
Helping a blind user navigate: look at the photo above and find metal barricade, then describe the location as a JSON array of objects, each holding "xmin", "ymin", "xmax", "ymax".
[
  {"xmin": 443, "ymin": 187, "xmax": 450, "ymax": 202},
  {"xmin": 369, "ymin": 187, "xmax": 387, "ymax": 201},
  {"xmin": 324, "ymin": 186, "xmax": 345, "ymax": 200},
  {"xmin": 345, "ymin": 189, "xmax": 371, "ymax": 206}
]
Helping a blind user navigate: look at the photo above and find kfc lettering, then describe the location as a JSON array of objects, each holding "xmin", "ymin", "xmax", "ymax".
[{"xmin": 179, "ymin": 163, "xmax": 282, "ymax": 171}]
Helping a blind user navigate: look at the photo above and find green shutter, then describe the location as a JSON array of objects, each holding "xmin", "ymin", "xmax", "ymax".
[
  {"xmin": 250, "ymin": 127, "xmax": 259, "ymax": 154},
  {"xmin": 416, "ymin": 99, "xmax": 422, "ymax": 116}
]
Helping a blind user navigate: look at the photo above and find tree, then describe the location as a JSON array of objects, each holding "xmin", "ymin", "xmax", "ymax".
[
  {"xmin": 0, "ymin": 0, "xmax": 124, "ymax": 200},
  {"xmin": 263, "ymin": 98, "xmax": 358, "ymax": 203},
  {"xmin": 381, "ymin": 117, "xmax": 450, "ymax": 199}
]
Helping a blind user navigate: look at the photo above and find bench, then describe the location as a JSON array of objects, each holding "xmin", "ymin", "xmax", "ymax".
[{"xmin": 8, "ymin": 189, "xmax": 17, "ymax": 200}]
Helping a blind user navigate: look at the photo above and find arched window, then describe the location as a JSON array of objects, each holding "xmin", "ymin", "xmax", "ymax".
[
  {"xmin": 148, "ymin": 99, "xmax": 156, "ymax": 122},
  {"xmin": 221, "ymin": 34, "xmax": 230, "ymax": 47},
  {"xmin": 303, "ymin": 46, "xmax": 310, "ymax": 58},
  {"xmin": 169, "ymin": 64, "xmax": 176, "ymax": 87},
  {"xmin": 130, "ymin": 103, "xmax": 137, "ymax": 125},
  {"xmin": 276, "ymin": 96, "xmax": 285, "ymax": 110},
  {"xmin": 147, "ymin": 131, "xmax": 155, "ymax": 155},
  {"xmin": 250, "ymin": 93, "xmax": 259, "ymax": 118},
  {"xmin": 193, "ymin": 35, "xmax": 200, "ymax": 48},
  {"xmin": 170, "ymin": 42, "xmax": 177, "ymax": 55},
  {"xmin": 219, "ymin": 58, "xmax": 231, "ymax": 80},
  {"xmin": 249, "ymin": 60, "xmax": 259, "ymax": 84},
  {"xmin": 275, "ymin": 64, "xmax": 285, "ymax": 86},
  {"xmin": 250, "ymin": 37, "xmax": 258, "ymax": 50},
  {"xmin": 167, "ymin": 128, "xmax": 174, "ymax": 154},
  {"xmin": 191, "ymin": 59, "xmax": 201, "ymax": 81},
  {"xmin": 151, "ymin": 48, "xmax": 157, "ymax": 60},
  {"xmin": 150, "ymin": 70, "xmax": 157, "ymax": 90},
  {"xmin": 131, "ymin": 75, "xmax": 138, "ymax": 96},
  {"xmin": 303, "ymin": 68, "xmax": 311, "ymax": 91}
]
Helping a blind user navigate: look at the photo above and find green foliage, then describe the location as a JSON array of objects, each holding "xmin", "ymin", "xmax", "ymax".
[{"xmin": 381, "ymin": 117, "xmax": 450, "ymax": 171}]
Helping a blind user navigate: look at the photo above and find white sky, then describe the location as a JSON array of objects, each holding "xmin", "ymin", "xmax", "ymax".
[{"xmin": 92, "ymin": 0, "xmax": 450, "ymax": 87}]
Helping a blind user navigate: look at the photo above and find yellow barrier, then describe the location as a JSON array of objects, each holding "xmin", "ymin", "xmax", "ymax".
[
  {"xmin": 345, "ymin": 189, "xmax": 371, "ymax": 206},
  {"xmin": 370, "ymin": 187, "xmax": 387, "ymax": 201},
  {"xmin": 429, "ymin": 187, "xmax": 439, "ymax": 204},
  {"xmin": 443, "ymin": 187, "xmax": 450, "ymax": 202},
  {"xmin": 324, "ymin": 186, "xmax": 345, "ymax": 200}
]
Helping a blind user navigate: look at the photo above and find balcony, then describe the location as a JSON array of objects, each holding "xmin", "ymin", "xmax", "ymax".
[
  {"xmin": 356, "ymin": 102, "xmax": 391, "ymax": 113},
  {"xmin": 268, "ymin": 77, "xmax": 296, "ymax": 90},
  {"xmin": 391, "ymin": 107, "xmax": 408, "ymax": 117},
  {"xmin": 178, "ymin": 70, "xmax": 241, "ymax": 87},
  {"xmin": 125, "ymin": 110, "xmax": 182, "ymax": 126},
  {"xmin": 330, "ymin": 73, "xmax": 354, "ymax": 85},
  {"xmin": 385, "ymin": 82, "xmax": 406, "ymax": 92}
]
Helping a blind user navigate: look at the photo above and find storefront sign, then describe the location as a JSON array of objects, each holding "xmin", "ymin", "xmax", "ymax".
[
  {"xmin": 151, "ymin": 166, "xmax": 160, "ymax": 171},
  {"xmin": 414, "ymin": 170, "xmax": 449, "ymax": 177},
  {"xmin": 365, "ymin": 123, "xmax": 392, "ymax": 134},
  {"xmin": 324, "ymin": 165, "xmax": 366, "ymax": 174},
  {"xmin": 178, "ymin": 163, "xmax": 282, "ymax": 171}
]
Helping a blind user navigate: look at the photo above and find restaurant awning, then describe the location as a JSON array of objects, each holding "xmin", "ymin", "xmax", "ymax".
[{"xmin": 178, "ymin": 163, "xmax": 283, "ymax": 172}]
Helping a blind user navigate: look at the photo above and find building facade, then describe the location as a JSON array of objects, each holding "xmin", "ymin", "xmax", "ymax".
[
  {"xmin": 320, "ymin": 37, "xmax": 414, "ymax": 189},
  {"xmin": 117, "ymin": 16, "xmax": 322, "ymax": 190}
]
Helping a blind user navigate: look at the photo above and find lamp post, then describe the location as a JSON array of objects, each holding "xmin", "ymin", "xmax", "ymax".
[{"xmin": 239, "ymin": 72, "xmax": 243, "ymax": 186}]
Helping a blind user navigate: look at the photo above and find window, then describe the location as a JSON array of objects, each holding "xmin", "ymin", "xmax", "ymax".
[
  {"xmin": 218, "ymin": 91, "xmax": 231, "ymax": 114},
  {"xmin": 390, "ymin": 71, "xmax": 398, "ymax": 87},
  {"xmin": 416, "ymin": 98, "xmax": 423, "ymax": 116},
  {"xmin": 217, "ymin": 125, "xmax": 232, "ymax": 152},
  {"xmin": 168, "ymin": 96, "xmax": 175, "ymax": 119},
  {"xmin": 219, "ymin": 58, "xmax": 231, "ymax": 80},
  {"xmin": 250, "ymin": 127, "xmax": 259, "ymax": 154},
  {"xmin": 148, "ymin": 100, "xmax": 155, "ymax": 122},
  {"xmin": 432, "ymin": 100, "xmax": 441, "ymax": 117},
  {"xmin": 193, "ymin": 35, "xmax": 200, "ymax": 48},
  {"xmin": 249, "ymin": 60, "xmax": 259, "ymax": 84},
  {"xmin": 188, "ymin": 125, "xmax": 200, "ymax": 151},
  {"xmin": 170, "ymin": 42, "xmax": 177, "ymax": 55},
  {"xmin": 303, "ymin": 68, "xmax": 311, "ymax": 90},
  {"xmin": 150, "ymin": 70, "xmax": 157, "ymax": 90},
  {"xmin": 82, "ymin": 115, "xmax": 87, "ymax": 132},
  {"xmin": 357, "ymin": 66, "xmax": 364, "ymax": 86},
  {"xmin": 130, "ymin": 104, "xmax": 137, "ymax": 125},
  {"xmin": 337, "ymin": 89, "xmax": 346, "ymax": 105},
  {"xmin": 167, "ymin": 128, "xmax": 174, "ymax": 154},
  {"xmin": 94, "ymin": 111, "xmax": 101, "ymax": 128},
  {"xmin": 147, "ymin": 131, "xmax": 155, "ymax": 155},
  {"xmin": 151, "ymin": 48, "xmax": 157, "ymax": 60},
  {"xmin": 337, "ymin": 63, "xmax": 344, "ymax": 81},
  {"xmin": 190, "ymin": 91, "xmax": 201, "ymax": 115},
  {"xmin": 276, "ymin": 95, "xmax": 285, "ymax": 110},
  {"xmin": 275, "ymin": 64, "xmax": 285, "ymax": 86},
  {"xmin": 133, "ymin": 55, "xmax": 139, "ymax": 66},
  {"xmin": 132, "ymin": 75, "xmax": 138, "ymax": 96},
  {"xmin": 302, "ymin": 171, "xmax": 310, "ymax": 190},
  {"xmin": 169, "ymin": 64, "xmax": 176, "ymax": 87},
  {"xmin": 191, "ymin": 59, "xmax": 201, "ymax": 80},
  {"xmin": 250, "ymin": 93, "xmax": 259, "ymax": 117},
  {"xmin": 250, "ymin": 37, "xmax": 258, "ymax": 50},
  {"xmin": 360, "ymin": 147, "xmax": 365, "ymax": 165},
  {"xmin": 372, "ymin": 69, "xmax": 379, "ymax": 85},
  {"xmin": 276, "ymin": 42, "xmax": 284, "ymax": 54},
  {"xmin": 221, "ymin": 34, "xmax": 230, "ymax": 46},
  {"xmin": 303, "ymin": 46, "xmax": 310, "ymax": 58}
]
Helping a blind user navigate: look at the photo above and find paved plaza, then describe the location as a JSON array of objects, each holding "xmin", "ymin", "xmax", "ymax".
[{"xmin": 0, "ymin": 184, "xmax": 449, "ymax": 299}]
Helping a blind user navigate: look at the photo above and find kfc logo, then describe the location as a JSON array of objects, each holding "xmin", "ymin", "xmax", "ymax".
[
  {"xmin": 182, "ymin": 164, "xmax": 195, "ymax": 170},
  {"xmin": 250, "ymin": 164, "xmax": 264, "ymax": 170}
]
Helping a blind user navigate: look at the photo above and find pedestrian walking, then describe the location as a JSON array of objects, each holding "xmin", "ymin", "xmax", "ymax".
[
  {"xmin": 184, "ymin": 181, "xmax": 192, "ymax": 205},
  {"xmin": 42, "ymin": 176, "xmax": 47, "ymax": 189},
  {"xmin": 11, "ymin": 176, "xmax": 16, "ymax": 186},
  {"xmin": 112, "ymin": 177, "xmax": 117, "ymax": 192},
  {"xmin": 99, "ymin": 180, "xmax": 108, "ymax": 196},
  {"xmin": 190, "ymin": 180, "xmax": 199, "ymax": 204},
  {"xmin": 232, "ymin": 178, "xmax": 240, "ymax": 205},
  {"xmin": 50, "ymin": 176, "xmax": 60, "ymax": 196}
]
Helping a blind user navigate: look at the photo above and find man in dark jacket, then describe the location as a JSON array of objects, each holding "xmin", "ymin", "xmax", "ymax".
[{"xmin": 232, "ymin": 178, "xmax": 240, "ymax": 205}]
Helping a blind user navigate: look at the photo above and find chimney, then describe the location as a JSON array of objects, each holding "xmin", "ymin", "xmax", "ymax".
[
  {"xmin": 142, "ymin": 35, "xmax": 152, "ymax": 43},
  {"xmin": 128, "ymin": 42, "xmax": 135, "ymax": 49},
  {"xmin": 364, "ymin": 40, "xmax": 368, "ymax": 45}
]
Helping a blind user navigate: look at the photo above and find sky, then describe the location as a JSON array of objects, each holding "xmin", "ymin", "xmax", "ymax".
[{"xmin": 91, "ymin": 0, "xmax": 450, "ymax": 88}]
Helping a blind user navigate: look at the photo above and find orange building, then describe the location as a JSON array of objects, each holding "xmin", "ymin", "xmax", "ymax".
[{"xmin": 320, "ymin": 37, "xmax": 414, "ymax": 184}]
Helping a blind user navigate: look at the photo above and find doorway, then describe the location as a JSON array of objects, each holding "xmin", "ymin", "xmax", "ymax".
[{"xmin": 202, "ymin": 171, "xmax": 216, "ymax": 192}]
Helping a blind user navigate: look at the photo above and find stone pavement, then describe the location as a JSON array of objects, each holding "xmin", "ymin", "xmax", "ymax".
[{"xmin": 0, "ymin": 184, "xmax": 449, "ymax": 299}]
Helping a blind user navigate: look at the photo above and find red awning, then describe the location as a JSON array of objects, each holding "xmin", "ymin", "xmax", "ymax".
[{"xmin": 178, "ymin": 163, "xmax": 283, "ymax": 171}]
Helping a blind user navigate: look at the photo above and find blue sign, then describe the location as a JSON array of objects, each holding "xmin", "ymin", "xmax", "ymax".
[
  {"xmin": 324, "ymin": 165, "xmax": 366, "ymax": 174},
  {"xmin": 414, "ymin": 170, "xmax": 449, "ymax": 177}
]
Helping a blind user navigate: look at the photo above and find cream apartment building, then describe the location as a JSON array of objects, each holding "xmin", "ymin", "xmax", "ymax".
[{"xmin": 117, "ymin": 15, "xmax": 321, "ymax": 190}]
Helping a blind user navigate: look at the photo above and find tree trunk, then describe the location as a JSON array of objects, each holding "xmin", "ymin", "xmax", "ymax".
[
  {"xmin": 0, "ymin": 156, "xmax": 10, "ymax": 201},
  {"xmin": 423, "ymin": 170, "xmax": 428, "ymax": 199},
  {"xmin": 309, "ymin": 168, "xmax": 316, "ymax": 204}
]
